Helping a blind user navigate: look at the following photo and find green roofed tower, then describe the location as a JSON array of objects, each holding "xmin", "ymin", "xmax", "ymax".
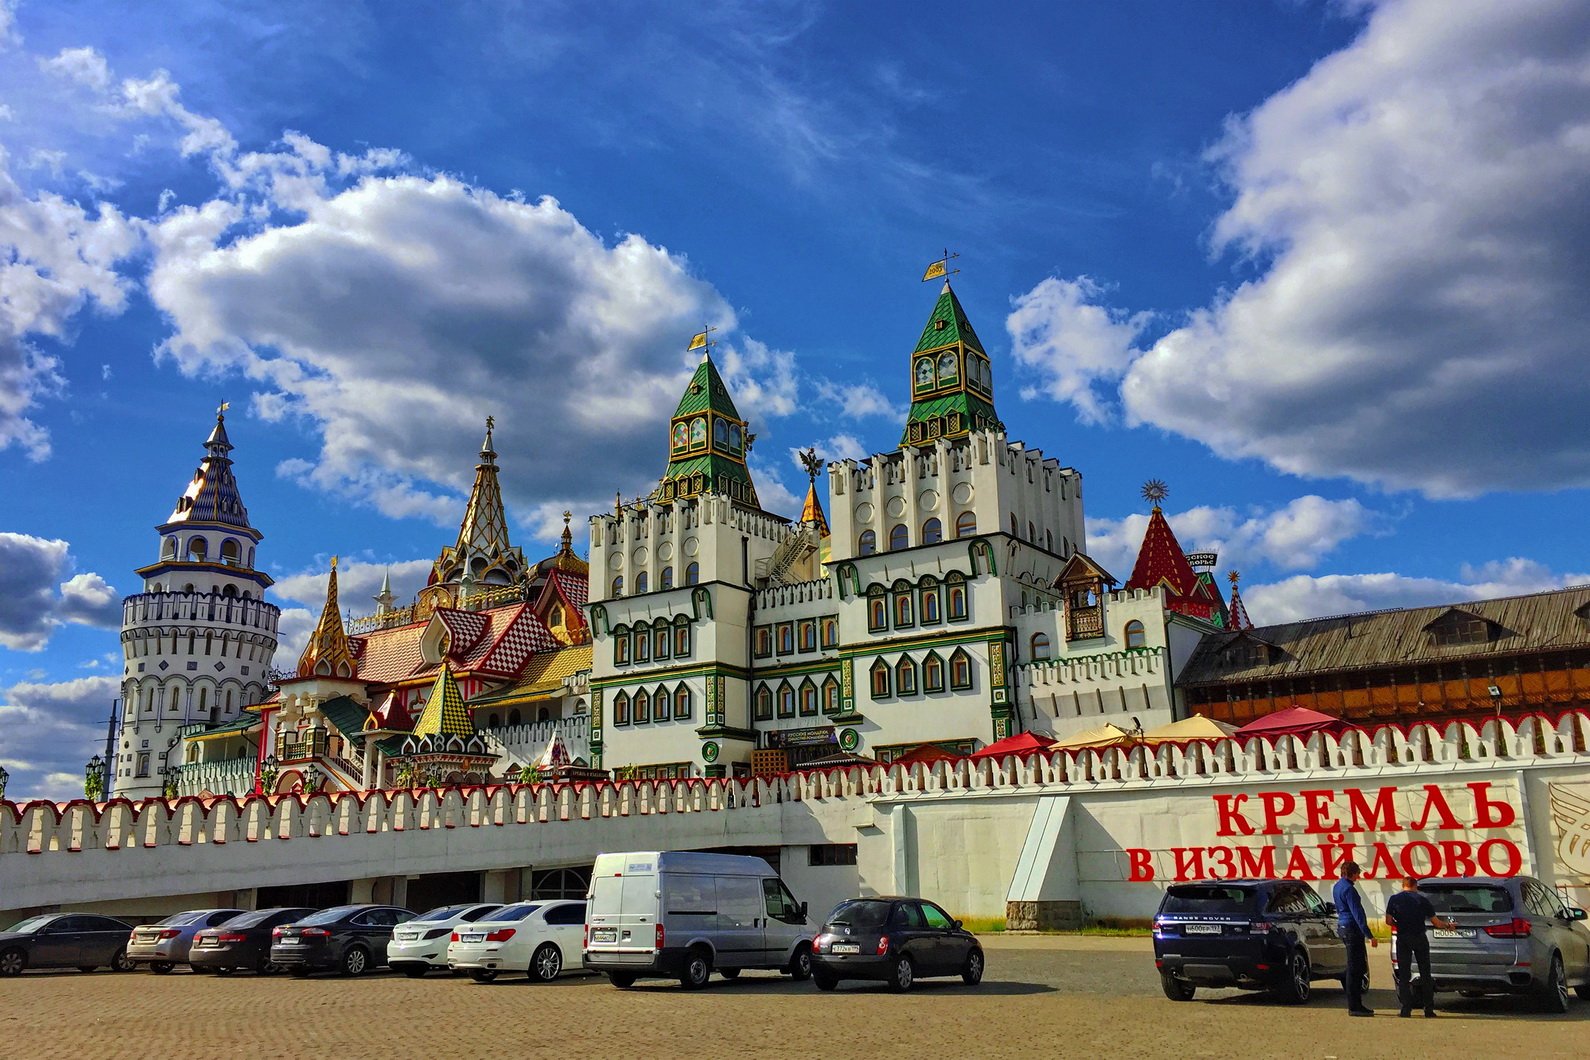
[
  {"xmin": 652, "ymin": 350, "xmax": 761, "ymax": 509},
  {"xmin": 901, "ymin": 282, "xmax": 1002, "ymax": 447}
]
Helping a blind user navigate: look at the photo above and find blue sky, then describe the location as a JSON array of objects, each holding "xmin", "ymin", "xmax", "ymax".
[{"xmin": 3, "ymin": 0, "xmax": 1588, "ymax": 799}]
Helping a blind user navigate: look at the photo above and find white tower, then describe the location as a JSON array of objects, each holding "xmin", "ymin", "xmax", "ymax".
[{"xmin": 116, "ymin": 407, "xmax": 280, "ymax": 799}]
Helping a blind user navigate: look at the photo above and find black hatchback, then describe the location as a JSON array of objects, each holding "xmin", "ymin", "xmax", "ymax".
[
  {"xmin": 269, "ymin": 905, "xmax": 414, "ymax": 977},
  {"xmin": 1153, "ymin": 880, "xmax": 1350, "ymax": 1003},
  {"xmin": 811, "ymin": 897, "xmax": 983, "ymax": 992}
]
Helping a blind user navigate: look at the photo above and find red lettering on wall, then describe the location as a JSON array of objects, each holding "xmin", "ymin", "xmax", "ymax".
[
  {"xmin": 1173, "ymin": 847, "xmax": 1206, "ymax": 882},
  {"xmin": 1282, "ymin": 845, "xmax": 1316, "ymax": 880},
  {"xmin": 1299, "ymin": 790, "xmax": 1341, "ymax": 834},
  {"xmin": 1127, "ymin": 847, "xmax": 1155, "ymax": 882},
  {"xmin": 1214, "ymin": 794, "xmax": 1256, "ymax": 837},
  {"xmin": 1400, "ymin": 840, "xmax": 1439, "ymax": 877},
  {"xmin": 1344, "ymin": 787, "xmax": 1399, "ymax": 832},
  {"xmin": 1366, "ymin": 842, "xmax": 1400, "ymax": 879},
  {"xmin": 1467, "ymin": 782, "xmax": 1517, "ymax": 829},
  {"xmin": 1478, "ymin": 838, "xmax": 1522, "ymax": 876},
  {"xmin": 1438, "ymin": 839, "xmax": 1477, "ymax": 877},
  {"xmin": 1410, "ymin": 785, "xmax": 1463, "ymax": 831},
  {"xmin": 1236, "ymin": 846, "xmax": 1277, "ymax": 878},
  {"xmin": 1259, "ymin": 792, "xmax": 1295, "ymax": 835}
]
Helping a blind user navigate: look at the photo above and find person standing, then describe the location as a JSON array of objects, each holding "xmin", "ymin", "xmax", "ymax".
[
  {"xmin": 1384, "ymin": 875, "xmax": 1456, "ymax": 1018},
  {"xmin": 1332, "ymin": 861, "xmax": 1378, "ymax": 1016}
]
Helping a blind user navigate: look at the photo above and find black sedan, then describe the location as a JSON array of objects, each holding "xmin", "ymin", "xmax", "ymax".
[
  {"xmin": 0, "ymin": 914, "xmax": 138, "ymax": 976},
  {"xmin": 269, "ymin": 905, "xmax": 415, "ymax": 977},
  {"xmin": 190, "ymin": 907, "xmax": 317, "ymax": 975},
  {"xmin": 810, "ymin": 897, "xmax": 983, "ymax": 992}
]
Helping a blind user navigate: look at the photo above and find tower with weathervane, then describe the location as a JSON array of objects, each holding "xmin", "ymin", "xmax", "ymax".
[{"xmin": 115, "ymin": 407, "xmax": 280, "ymax": 799}]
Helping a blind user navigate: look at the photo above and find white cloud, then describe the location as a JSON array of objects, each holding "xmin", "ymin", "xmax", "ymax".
[
  {"xmin": 1011, "ymin": 0, "xmax": 1590, "ymax": 497},
  {"xmin": 271, "ymin": 556, "xmax": 433, "ymax": 613},
  {"xmin": 0, "ymin": 675, "xmax": 119, "ymax": 802},
  {"xmin": 40, "ymin": 46, "xmax": 110, "ymax": 91},
  {"xmin": 1085, "ymin": 495, "xmax": 1384, "ymax": 581},
  {"xmin": 0, "ymin": 533, "xmax": 120, "ymax": 650},
  {"xmin": 1247, "ymin": 558, "xmax": 1590, "ymax": 626},
  {"xmin": 1007, "ymin": 276, "xmax": 1151, "ymax": 425},
  {"xmin": 813, "ymin": 379, "xmax": 904, "ymax": 422},
  {"xmin": 273, "ymin": 607, "xmax": 315, "ymax": 669}
]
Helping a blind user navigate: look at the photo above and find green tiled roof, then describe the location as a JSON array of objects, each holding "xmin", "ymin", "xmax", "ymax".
[
  {"xmin": 317, "ymin": 695, "xmax": 370, "ymax": 740},
  {"xmin": 914, "ymin": 284, "xmax": 986, "ymax": 355},
  {"xmin": 655, "ymin": 351, "xmax": 761, "ymax": 509},
  {"xmin": 672, "ymin": 355, "xmax": 743, "ymax": 420}
]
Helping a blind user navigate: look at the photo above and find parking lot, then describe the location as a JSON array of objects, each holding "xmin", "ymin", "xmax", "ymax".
[{"xmin": 1, "ymin": 935, "xmax": 1585, "ymax": 1059}]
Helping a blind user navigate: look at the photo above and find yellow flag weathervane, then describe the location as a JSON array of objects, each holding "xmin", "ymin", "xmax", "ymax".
[
  {"xmin": 922, "ymin": 249, "xmax": 960, "ymax": 282},
  {"xmin": 687, "ymin": 324, "xmax": 716, "ymax": 353}
]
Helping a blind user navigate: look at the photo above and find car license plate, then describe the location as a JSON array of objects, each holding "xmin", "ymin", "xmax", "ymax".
[
  {"xmin": 394, "ymin": 931, "xmax": 416, "ymax": 941},
  {"xmin": 1183, "ymin": 924, "xmax": 1223, "ymax": 935},
  {"xmin": 279, "ymin": 939, "xmax": 298, "ymax": 946},
  {"xmin": 199, "ymin": 937, "xmax": 218, "ymax": 947},
  {"xmin": 591, "ymin": 928, "xmax": 616, "ymax": 944},
  {"xmin": 462, "ymin": 933, "xmax": 485, "ymax": 944},
  {"xmin": 832, "ymin": 943, "xmax": 861, "ymax": 954},
  {"xmin": 1433, "ymin": 928, "xmax": 1474, "ymax": 939}
]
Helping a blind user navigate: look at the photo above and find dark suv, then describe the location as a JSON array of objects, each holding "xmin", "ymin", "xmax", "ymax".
[{"xmin": 1153, "ymin": 880, "xmax": 1349, "ymax": 1003}]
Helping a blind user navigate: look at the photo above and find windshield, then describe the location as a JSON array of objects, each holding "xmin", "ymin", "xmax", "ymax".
[
  {"xmin": 1160, "ymin": 885, "xmax": 1260, "ymax": 915},
  {"xmin": 826, "ymin": 900, "xmax": 892, "ymax": 931},
  {"xmin": 1421, "ymin": 884, "xmax": 1513, "ymax": 915},
  {"xmin": 414, "ymin": 905, "xmax": 476, "ymax": 922},
  {"xmin": 485, "ymin": 904, "xmax": 542, "ymax": 923},
  {"xmin": 297, "ymin": 906, "xmax": 359, "ymax": 926},
  {"xmin": 4, "ymin": 916, "xmax": 54, "ymax": 934},
  {"xmin": 157, "ymin": 911, "xmax": 208, "ymax": 927}
]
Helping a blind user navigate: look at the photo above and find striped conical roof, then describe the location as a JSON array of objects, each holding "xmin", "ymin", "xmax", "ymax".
[{"xmin": 411, "ymin": 663, "xmax": 474, "ymax": 739}]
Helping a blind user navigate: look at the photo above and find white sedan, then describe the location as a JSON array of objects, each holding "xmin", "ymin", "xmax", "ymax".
[
  {"xmin": 386, "ymin": 903, "xmax": 504, "ymax": 977},
  {"xmin": 447, "ymin": 900, "xmax": 587, "ymax": 983}
]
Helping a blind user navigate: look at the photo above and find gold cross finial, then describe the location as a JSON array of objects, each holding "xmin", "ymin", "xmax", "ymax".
[{"xmin": 485, "ymin": 415, "xmax": 495, "ymax": 431}]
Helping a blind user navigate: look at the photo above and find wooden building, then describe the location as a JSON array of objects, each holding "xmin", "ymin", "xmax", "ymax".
[{"xmin": 1178, "ymin": 585, "xmax": 1590, "ymax": 727}]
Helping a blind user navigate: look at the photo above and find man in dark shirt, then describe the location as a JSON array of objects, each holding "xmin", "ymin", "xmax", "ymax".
[
  {"xmin": 1383, "ymin": 875, "xmax": 1456, "ymax": 1018},
  {"xmin": 1332, "ymin": 861, "xmax": 1377, "ymax": 1016}
]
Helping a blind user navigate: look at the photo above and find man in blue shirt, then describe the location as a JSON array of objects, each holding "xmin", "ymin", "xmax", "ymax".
[{"xmin": 1332, "ymin": 860, "xmax": 1378, "ymax": 1016}]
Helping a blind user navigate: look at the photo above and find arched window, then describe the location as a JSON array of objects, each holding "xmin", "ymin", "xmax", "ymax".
[
  {"xmin": 820, "ymin": 618, "xmax": 839, "ymax": 648},
  {"xmin": 950, "ymin": 647, "xmax": 973, "ymax": 690},
  {"xmin": 923, "ymin": 653, "xmax": 945, "ymax": 692},
  {"xmin": 614, "ymin": 692, "xmax": 631, "ymax": 725},
  {"xmin": 633, "ymin": 689, "xmax": 650, "ymax": 723},
  {"xmin": 893, "ymin": 580, "xmax": 915, "ymax": 627},
  {"xmin": 685, "ymin": 562, "xmax": 700, "ymax": 585},
  {"xmin": 672, "ymin": 423, "xmax": 689, "ymax": 452},
  {"xmin": 674, "ymin": 686, "xmax": 692, "ymax": 721},
  {"xmin": 915, "ymin": 358, "xmax": 935, "ymax": 390},
  {"xmin": 778, "ymin": 624, "xmax": 795, "ymax": 654},
  {"xmin": 822, "ymin": 677, "xmax": 841, "ymax": 716},
  {"xmin": 755, "ymin": 686, "xmax": 773, "ymax": 720},
  {"xmin": 937, "ymin": 351, "xmax": 958, "ymax": 381},
  {"xmin": 920, "ymin": 576, "xmax": 941, "ymax": 625},
  {"xmin": 888, "ymin": 524, "xmax": 909, "ymax": 551},
  {"xmin": 611, "ymin": 575, "xmax": 624, "ymax": 597},
  {"xmin": 870, "ymin": 660, "xmax": 891, "ymax": 698},
  {"xmin": 220, "ymin": 538, "xmax": 241, "ymax": 565},
  {"xmin": 729, "ymin": 424, "xmax": 742, "ymax": 451},
  {"xmin": 777, "ymin": 682, "xmax": 796, "ymax": 718},
  {"xmin": 488, "ymin": 712, "xmax": 502, "ymax": 729},
  {"xmin": 674, "ymin": 617, "xmax": 691, "ymax": 657},
  {"xmin": 799, "ymin": 680, "xmax": 818, "ymax": 716},
  {"xmin": 954, "ymin": 512, "xmax": 977, "ymax": 538},
  {"xmin": 922, "ymin": 517, "xmax": 943, "ymax": 545},
  {"xmin": 1028, "ymin": 521, "xmax": 1037, "ymax": 542},
  {"xmin": 714, "ymin": 419, "xmax": 728, "ymax": 446},
  {"xmin": 867, "ymin": 586, "xmax": 888, "ymax": 632},
  {"xmin": 1045, "ymin": 530, "xmax": 1054, "ymax": 553},
  {"xmin": 690, "ymin": 417, "xmax": 707, "ymax": 447},
  {"xmin": 653, "ymin": 620, "xmax": 670, "ymax": 660},
  {"xmin": 858, "ymin": 530, "xmax": 877, "ymax": 556},
  {"xmin": 509, "ymin": 708, "xmax": 522, "ymax": 726},
  {"xmin": 634, "ymin": 572, "xmax": 648, "ymax": 594},
  {"xmin": 1030, "ymin": 633, "xmax": 1052, "ymax": 661},
  {"xmin": 163, "ymin": 537, "xmax": 178, "ymax": 559},
  {"xmin": 895, "ymin": 657, "xmax": 918, "ymax": 695},
  {"xmin": 1010, "ymin": 514, "xmax": 1018, "ymax": 536},
  {"xmin": 653, "ymin": 685, "xmax": 671, "ymax": 721},
  {"xmin": 187, "ymin": 537, "xmax": 208, "ymax": 561},
  {"xmin": 634, "ymin": 628, "xmax": 650, "ymax": 662},
  {"xmin": 661, "ymin": 566, "xmax": 674, "ymax": 590},
  {"xmin": 946, "ymin": 573, "xmax": 969, "ymax": 621},
  {"xmin": 1124, "ymin": 620, "xmax": 1147, "ymax": 650}
]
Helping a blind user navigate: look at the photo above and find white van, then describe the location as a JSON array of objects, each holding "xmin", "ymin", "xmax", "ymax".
[{"xmin": 584, "ymin": 851, "xmax": 813, "ymax": 989}]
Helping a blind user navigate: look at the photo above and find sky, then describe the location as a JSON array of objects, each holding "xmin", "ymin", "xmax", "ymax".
[{"xmin": 2, "ymin": 0, "xmax": 1588, "ymax": 800}]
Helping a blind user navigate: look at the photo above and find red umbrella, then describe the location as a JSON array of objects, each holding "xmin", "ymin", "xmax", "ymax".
[
  {"xmin": 891, "ymin": 743, "xmax": 961, "ymax": 766},
  {"xmin": 1234, "ymin": 706, "xmax": 1345, "ymax": 738},
  {"xmin": 969, "ymin": 731, "xmax": 1056, "ymax": 759}
]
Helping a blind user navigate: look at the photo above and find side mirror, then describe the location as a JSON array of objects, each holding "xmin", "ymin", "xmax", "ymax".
[
  {"xmin": 799, "ymin": 902, "xmax": 809, "ymax": 919},
  {"xmin": 953, "ymin": 919, "xmax": 964, "ymax": 931},
  {"xmin": 1569, "ymin": 907, "xmax": 1587, "ymax": 921}
]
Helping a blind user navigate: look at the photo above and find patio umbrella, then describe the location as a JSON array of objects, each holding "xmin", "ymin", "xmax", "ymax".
[
  {"xmin": 1234, "ymin": 706, "xmax": 1345, "ymax": 738},
  {"xmin": 890, "ymin": 743, "xmax": 962, "ymax": 767},
  {"xmin": 1048, "ymin": 723, "xmax": 1135, "ymax": 750},
  {"xmin": 1139, "ymin": 716, "xmax": 1240, "ymax": 744},
  {"xmin": 968, "ymin": 731, "xmax": 1057, "ymax": 759},
  {"xmin": 795, "ymin": 751, "xmax": 877, "ymax": 770}
]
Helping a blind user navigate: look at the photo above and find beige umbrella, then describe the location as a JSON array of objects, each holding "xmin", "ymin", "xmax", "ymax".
[
  {"xmin": 1139, "ymin": 715, "xmax": 1240, "ymax": 744},
  {"xmin": 1049, "ymin": 723, "xmax": 1135, "ymax": 749}
]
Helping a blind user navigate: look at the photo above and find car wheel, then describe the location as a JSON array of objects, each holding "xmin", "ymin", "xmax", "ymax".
[
  {"xmin": 149, "ymin": 961, "xmax": 175, "ymax": 975},
  {"xmin": 401, "ymin": 965, "xmax": 428, "ymax": 978},
  {"xmin": 531, "ymin": 943, "xmax": 563, "ymax": 983},
  {"xmin": 788, "ymin": 944, "xmax": 812, "ymax": 982},
  {"xmin": 679, "ymin": 948, "xmax": 713, "ymax": 990},
  {"xmin": 0, "ymin": 949, "xmax": 27, "ymax": 977},
  {"xmin": 812, "ymin": 970, "xmax": 838, "ymax": 992},
  {"xmin": 1275, "ymin": 950, "xmax": 1311, "ymax": 1004},
  {"xmin": 110, "ymin": 949, "xmax": 137, "ymax": 973},
  {"xmin": 1540, "ymin": 952, "xmax": 1570, "ymax": 1014},
  {"xmin": 340, "ymin": 947, "xmax": 369, "ymax": 978},
  {"xmin": 470, "ymin": 969, "xmax": 498, "ymax": 983},
  {"xmin": 607, "ymin": 972, "xmax": 637, "ymax": 988},
  {"xmin": 1160, "ymin": 973, "xmax": 1196, "ymax": 1002},
  {"xmin": 887, "ymin": 955, "xmax": 915, "ymax": 993},
  {"xmin": 962, "ymin": 948, "xmax": 985, "ymax": 986},
  {"xmin": 719, "ymin": 968, "xmax": 742, "ymax": 980}
]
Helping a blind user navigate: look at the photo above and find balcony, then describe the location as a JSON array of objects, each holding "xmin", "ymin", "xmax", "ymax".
[
  {"xmin": 278, "ymin": 731, "xmax": 329, "ymax": 763},
  {"xmin": 1065, "ymin": 605, "xmax": 1104, "ymax": 642}
]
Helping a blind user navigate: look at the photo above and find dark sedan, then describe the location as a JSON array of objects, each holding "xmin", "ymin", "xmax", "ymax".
[
  {"xmin": 0, "ymin": 914, "xmax": 137, "ymax": 976},
  {"xmin": 190, "ymin": 907, "xmax": 317, "ymax": 975},
  {"xmin": 269, "ymin": 905, "xmax": 415, "ymax": 977},
  {"xmin": 810, "ymin": 897, "xmax": 983, "ymax": 992}
]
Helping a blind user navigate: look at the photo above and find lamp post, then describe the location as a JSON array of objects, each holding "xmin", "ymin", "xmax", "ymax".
[
  {"xmin": 258, "ymin": 754, "xmax": 280, "ymax": 795},
  {"xmin": 84, "ymin": 754, "xmax": 106, "ymax": 801},
  {"xmin": 0, "ymin": 764, "xmax": 10, "ymax": 802},
  {"xmin": 303, "ymin": 764, "xmax": 324, "ymax": 795},
  {"xmin": 157, "ymin": 762, "xmax": 179, "ymax": 800}
]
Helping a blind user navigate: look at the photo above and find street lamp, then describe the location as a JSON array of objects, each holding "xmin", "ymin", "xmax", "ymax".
[
  {"xmin": 84, "ymin": 755, "xmax": 106, "ymax": 801},
  {"xmin": 303, "ymin": 764, "xmax": 324, "ymax": 794},
  {"xmin": 0, "ymin": 764, "xmax": 10, "ymax": 802},
  {"xmin": 258, "ymin": 754, "xmax": 280, "ymax": 795}
]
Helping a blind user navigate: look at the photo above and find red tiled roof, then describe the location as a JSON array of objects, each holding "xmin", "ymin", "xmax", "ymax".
[
  {"xmin": 1125, "ymin": 507, "xmax": 1220, "ymax": 622},
  {"xmin": 476, "ymin": 604, "xmax": 560, "ymax": 677},
  {"xmin": 350, "ymin": 620, "xmax": 429, "ymax": 684}
]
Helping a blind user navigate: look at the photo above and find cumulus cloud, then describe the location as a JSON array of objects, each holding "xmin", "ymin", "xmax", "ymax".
[
  {"xmin": 1085, "ymin": 495, "xmax": 1384, "ymax": 581},
  {"xmin": 1012, "ymin": 0, "xmax": 1590, "ymax": 497},
  {"xmin": 0, "ymin": 533, "xmax": 120, "ymax": 650},
  {"xmin": 0, "ymin": 675, "xmax": 119, "ymax": 802},
  {"xmin": 813, "ymin": 379, "xmax": 904, "ymax": 422},
  {"xmin": 271, "ymin": 556, "xmax": 433, "ymax": 613},
  {"xmin": 1247, "ymin": 558, "xmax": 1590, "ymax": 626}
]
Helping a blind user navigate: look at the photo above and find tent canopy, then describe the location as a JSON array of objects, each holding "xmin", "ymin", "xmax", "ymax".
[
  {"xmin": 796, "ymin": 751, "xmax": 876, "ymax": 771},
  {"xmin": 1049, "ymin": 723, "xmax": 1134, "ymax": 750},
  {"xmin": 1234, "ymin": 706, "xmax": 1345, "ymax": 738},
  {"xmin": 1140, "ymin": 716, "xmax": 1239, "ymax": 744},
  {"xmin": 970, "ymin": 731, "xmax": 1057, "ymax": 759},
  {"xmin": 890, "ymin": 743, "xmax": 961, "ymax": 766}
]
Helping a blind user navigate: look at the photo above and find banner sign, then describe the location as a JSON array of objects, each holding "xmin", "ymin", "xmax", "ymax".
[
  {"xmin": 1123, "ymin": 780, "xmax": 1525, "ymax": 883},
  {"xmin": 768, "ymin": 726, "xmax": 837, "ymax": 749}
]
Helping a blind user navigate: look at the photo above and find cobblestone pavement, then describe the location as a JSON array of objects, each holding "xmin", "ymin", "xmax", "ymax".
[{"xmin": 0, "ymin": 936, "xmax": 1584, "ymax": 1059}]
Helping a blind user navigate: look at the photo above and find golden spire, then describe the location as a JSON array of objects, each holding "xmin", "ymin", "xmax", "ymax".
[
  {"xmin": 797, "ymin": 447, "xmax": 828, "ymax": 536},
  {"xmin": 296, "ymin": 556, "xmax": 357, "ymax": 680}
]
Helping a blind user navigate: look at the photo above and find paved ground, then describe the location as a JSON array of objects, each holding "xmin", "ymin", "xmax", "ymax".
[{"xmin": 0, "ymin": 936, "xmax": 1584, "ymax": 1059}]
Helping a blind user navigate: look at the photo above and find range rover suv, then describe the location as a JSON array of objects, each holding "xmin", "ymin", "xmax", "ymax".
[{"xmin": 1153, "ymin": 880, "xmax": 1350, "ymax": 1003}]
